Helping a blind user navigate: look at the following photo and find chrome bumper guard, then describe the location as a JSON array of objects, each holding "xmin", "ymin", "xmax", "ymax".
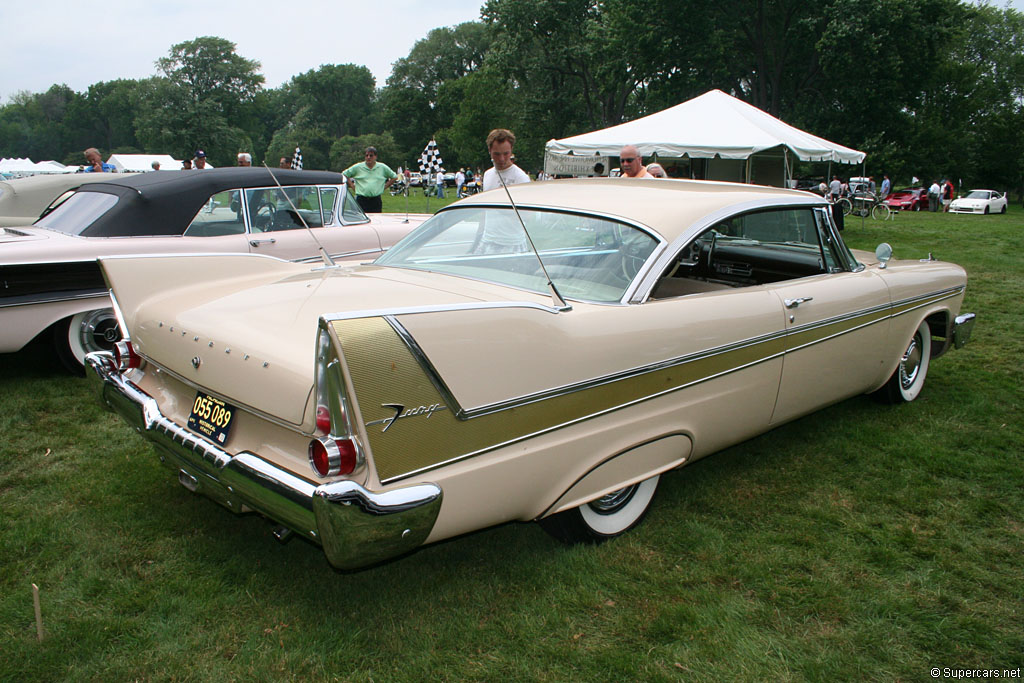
[
  {"xmin": 86, "ymin": 351, "xmax": 442, "ymax": 570},
  {"xmin": 952, "ymin": 312, "xmax": 976, "ymax": 349}
]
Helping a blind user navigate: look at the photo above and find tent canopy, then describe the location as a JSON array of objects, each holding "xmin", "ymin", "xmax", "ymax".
[
  {"xmin": 108, "ymin": 154, "xmax": 183, "ymax": 172},
  {"xmin": 546, "ymin": 89, "xmax": 865, "ymax": 164}
]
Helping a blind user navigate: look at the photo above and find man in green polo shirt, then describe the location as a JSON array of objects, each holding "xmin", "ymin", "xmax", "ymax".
[{"xmin": 343, "ymin": 146, "xmax": 397, "ymax": 213}]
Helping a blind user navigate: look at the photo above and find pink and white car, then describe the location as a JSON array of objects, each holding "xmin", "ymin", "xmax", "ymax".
[{"xmin": 0, "ymin": 168, "xmax": 426, "ymax": 371}]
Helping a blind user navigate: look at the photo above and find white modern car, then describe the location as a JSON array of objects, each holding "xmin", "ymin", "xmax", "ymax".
[{"xmin": 949, "ymin": 189, "xmax": 1008, "ymax": 215}]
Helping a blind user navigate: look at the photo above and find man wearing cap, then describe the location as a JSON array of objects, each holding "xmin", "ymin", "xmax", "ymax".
[
  {"xmin": 343, "ymin": 146, "xmax": 397, "ymax": 213},
  {"xmin": 194, "ymin": 150, "xmax": 209, "ymax": 170}
]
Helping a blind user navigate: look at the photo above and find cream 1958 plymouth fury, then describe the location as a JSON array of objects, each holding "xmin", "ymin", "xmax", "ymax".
[{"xmin": 88, "ymin": 178, "xmax": 975, "ymax": 569}]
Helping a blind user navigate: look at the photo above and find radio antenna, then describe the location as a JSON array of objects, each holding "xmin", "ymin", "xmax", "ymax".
[
  {"xmin": 493, "ymin": 165, "xmax": 571, "ymax": 311},
  {"xmin": 261, "ymin": 164, "xmax": 336, "ymax": 268}
]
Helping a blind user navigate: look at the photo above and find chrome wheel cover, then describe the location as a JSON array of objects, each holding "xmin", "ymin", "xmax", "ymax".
[
  {"xmin": 899, "ymin": 334, "xmax": 923, "ymax": 390},
  {"xmin": 77, "ymin": 309, "xmax": 121, "ymax": 354},
  {"xmin": 588, "ymin": 484, "xmax": 639, "ymax": 514}
]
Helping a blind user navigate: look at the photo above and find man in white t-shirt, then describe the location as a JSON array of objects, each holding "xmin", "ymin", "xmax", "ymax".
[
  {"xmin": 482, "ymin": 128, "xmax": 531, "ymax": 191},
  {"xmin": 478, "ymin": 129, "xmax": 531, "ymax": 253}
]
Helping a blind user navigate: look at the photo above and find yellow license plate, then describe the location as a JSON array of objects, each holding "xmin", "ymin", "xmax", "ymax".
[{"xmin": 186, "ymin": 392, "xmax": 236, "ymax": 445}]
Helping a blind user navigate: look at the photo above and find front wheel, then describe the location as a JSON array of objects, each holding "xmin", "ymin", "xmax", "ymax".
[
  {"xmin": 539, "ymin": 474, "xmax": 660, "ymax": 544},
  {"xmin": 54, "ymin": 308, "xmax": 122, "ymax": 374},
  {"xmin": 838, "ymin": 198, "xmax": 853, "ymax": 215},
  {"xmin": 873, "ymin": 320, "xmax": 931, "ymax": 403},
  {"xmin": 871, "ymin": 203, "xmax": 891, "ymax": 220}
]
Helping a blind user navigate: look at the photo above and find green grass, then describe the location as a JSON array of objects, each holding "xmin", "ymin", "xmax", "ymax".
[{"xmin": 1, "ymin": 202, "xmax": 1022, "ymax": 681}]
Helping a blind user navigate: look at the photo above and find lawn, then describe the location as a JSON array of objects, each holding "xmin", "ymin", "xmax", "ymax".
[{"xmin": 0, "ymin": 199, "xmax": 1021, "ymax": 681}]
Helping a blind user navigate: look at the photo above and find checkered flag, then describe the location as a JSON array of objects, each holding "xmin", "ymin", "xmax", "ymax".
[
  {"xmin": 291, "ymin": 147, "xmax": 303, "ymax": 170},
  {"xmin": 419, "ymin": 139, "xmax": 443, "ymax": 176}
]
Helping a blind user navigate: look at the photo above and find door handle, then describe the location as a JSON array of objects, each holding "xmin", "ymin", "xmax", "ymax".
[
  {"xmin": 249, "ymin": 238, "xmax": 276, "ymax": 247},
  {"xmin": 784, "ymin": 296, "xmax": 813, "ymax": 309}
]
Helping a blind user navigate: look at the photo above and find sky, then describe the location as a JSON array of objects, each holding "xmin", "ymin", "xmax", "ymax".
[
  {"xmin": 2, "ymin": 0, "xmax": 1022, "ymax": 102},
  {"xmin": 0, "ymin": 0, "xmax": 486, "ymax": 101}
]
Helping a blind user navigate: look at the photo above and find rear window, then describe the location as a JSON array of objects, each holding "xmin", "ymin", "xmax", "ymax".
[{"xmin": 34, "ymin": 191, "xmax": 118, "ymax": 235}]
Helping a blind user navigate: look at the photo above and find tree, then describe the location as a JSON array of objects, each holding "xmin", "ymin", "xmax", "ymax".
[
  {"xmin": 138, "ymin": 36, "xmax": 265, "ymax": 166},
  {"xmin": 290, "ymin": 64, "xmax": 377, "ymax": 138},
  {"xmin": 382, "ymin": 22, "xmax": 493, "ymax": 162}
]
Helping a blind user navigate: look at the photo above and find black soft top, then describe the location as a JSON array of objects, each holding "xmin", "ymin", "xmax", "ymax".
[{"xmin": 58, "ymin": 168, "xmax": 346, "ymax": 237}]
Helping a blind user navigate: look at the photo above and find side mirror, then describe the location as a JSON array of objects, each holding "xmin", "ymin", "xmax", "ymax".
[{"xmin": 875, "ymin": 243, "xmax": 893, "ymax": 268}]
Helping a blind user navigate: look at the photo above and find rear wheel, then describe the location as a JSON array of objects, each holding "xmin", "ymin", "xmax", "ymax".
[
  {"xmin": 873, "ymin": 321, "xmax": 931, "ymax": 404},
  {"xmin": 539, "ymin": 474, "xmax": 660, "ymax": 544},
  {"xmin": 54, "ymin": 308, "xmax": 121, "ymax": 374}
]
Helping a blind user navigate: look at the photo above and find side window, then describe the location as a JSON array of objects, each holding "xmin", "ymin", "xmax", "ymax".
[
  {"xmin": 183, "ymin": 190, "xmax": 246, "ymax": 237},
  {"xmin": 320, "ymin": 187, "xmax": 338, "ymax": 225},
  {"xmin": 651, "ymin": 207, "xmax": 830, "ymax": 299},
  {"xmin": 246, "ymin": 186, "xmax": 323, "ymax": 232},
  {"xmin": 340, "ymin": 189, "xmax": 368, "ymax": 223}
]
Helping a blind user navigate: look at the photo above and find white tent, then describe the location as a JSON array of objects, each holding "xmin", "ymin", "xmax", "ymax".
[
  {"xmin": 107, "ymin": 154, "xmax": 183, "ymax": 172},
  {"xmin": 545, "ymin": 89, "xmax": 865, "ymax": 185},
  {"xmin": 0, "ymin": 157, "xmax": 55, "ymax": 178}
]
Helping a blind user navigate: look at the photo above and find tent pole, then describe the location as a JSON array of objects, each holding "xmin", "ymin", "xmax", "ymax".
[
  {"xmin": 745, "ymin": 157, "xmax": 751, "ymax": 184},
  {"xmin": 783, "ymin": 148, "xmax": 789, "ymax": 188}
]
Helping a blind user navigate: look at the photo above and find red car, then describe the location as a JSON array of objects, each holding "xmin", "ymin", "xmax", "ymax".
[{"xmin": 884, "ymin": 187, "xmax": 927, "ymax": 211}]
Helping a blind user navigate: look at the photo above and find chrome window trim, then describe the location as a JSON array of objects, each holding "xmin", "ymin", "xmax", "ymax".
[{"xmin": 631, "ymin": 196, "xmax": 825, "ymax": 303}]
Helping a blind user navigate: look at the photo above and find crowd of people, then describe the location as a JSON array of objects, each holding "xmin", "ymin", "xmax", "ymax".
[{"xmin": 78, "ymin": 140, "xmax": 967, "ymax": 218}]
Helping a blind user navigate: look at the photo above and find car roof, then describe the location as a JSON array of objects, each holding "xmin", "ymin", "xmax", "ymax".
[
  {"xmin": 60, "ymin": 168, "xmax": 345, "ymax": 237},
  {"xmin": 452, "ymin": 177, "xmax": 823, "ymax": 243}
]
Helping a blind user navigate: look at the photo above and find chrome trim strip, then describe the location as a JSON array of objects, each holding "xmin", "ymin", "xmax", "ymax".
[
  {"xmin": 295, "ymin": 247, "xmax": 382, "ymax": 263},
  {"xmin": 378, "ymin": 285, "xmax": 964, "ymax": 423},
  {"xmin": 889, "ymin": 285, "xmax": 964, "ymax": 311},
  {"xmin": 381, "ymin": 342, "xmax": 782, "ymax": 484},
  {"xmin": 383, "ymin": 316, "xmax": 464, "ymax": 413},
  {"xmin": 0, "ymin": 289, "xmax": 108, "ymax": 309},
  {"xmin": 381, "ymin": 312, "xmax": 786, "ymax": 419}
]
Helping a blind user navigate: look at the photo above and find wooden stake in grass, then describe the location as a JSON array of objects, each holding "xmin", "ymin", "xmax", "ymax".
[{"xmin": 32, "ymin": 583, "xmax": 43, "ymax": 641}]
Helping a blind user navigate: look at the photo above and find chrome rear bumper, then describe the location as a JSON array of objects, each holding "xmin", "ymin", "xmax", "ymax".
[{"xmin": 87, "ymin": 351, "xmax": 442, "ymax": 570}]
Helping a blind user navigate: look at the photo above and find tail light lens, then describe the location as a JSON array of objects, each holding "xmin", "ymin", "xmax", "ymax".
[
  {"xmin": 309, "ymin": 325, "xmax": 363, "ymax": 478},
  {"xmin": 113, "ymin": 340, "xmax": 142, "ymax": 371},
  {"xmin": 308, "ymin": 437, "xmax": 358, "ymax": 477}
]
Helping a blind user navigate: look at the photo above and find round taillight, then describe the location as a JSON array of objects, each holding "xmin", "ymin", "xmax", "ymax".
[
  {"xmin": 315, "ymin": 406, "xmax": 331, "ymax": 435},
  {"xmin": 113, "ymin": 340, "xmax": 141, "ymax": 371},
  {"xmin": 308, "ymin": 438, "xmax": 358, "ymax": 477}
]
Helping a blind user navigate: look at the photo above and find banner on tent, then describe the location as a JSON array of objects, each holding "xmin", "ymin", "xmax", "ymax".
[{"xmin": 543, "ymin": 154, "xmax": 611, "ymax": 177}]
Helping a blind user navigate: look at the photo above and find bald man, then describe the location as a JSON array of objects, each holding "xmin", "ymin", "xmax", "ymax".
[{"xmin": 619, "ymin": 145, "xmax": 652, "ymax": 178}]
